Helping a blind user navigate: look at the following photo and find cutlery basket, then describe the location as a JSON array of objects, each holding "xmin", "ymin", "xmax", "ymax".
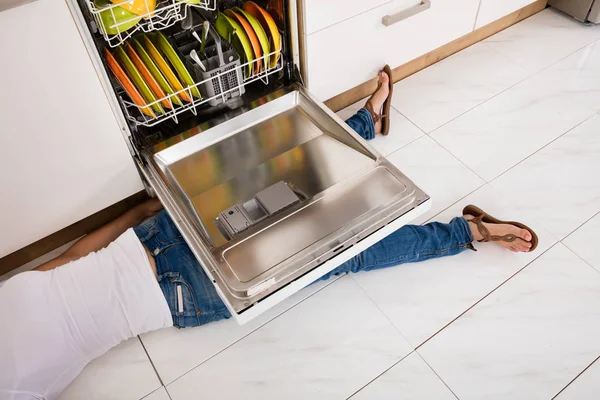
[{"xmin": 185, "ymin": 30, "xmax": 245, "ymax": 107}]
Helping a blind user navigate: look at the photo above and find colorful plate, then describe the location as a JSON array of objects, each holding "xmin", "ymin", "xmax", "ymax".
[
  {"xmin": 243, "ymin": 1, "xmax": 281, "ymax": 69},
  {"xmin": 235, "ymin": 7, "xmax": 270, "ymax": 72},
  {"xmin": 215, "ymin": 12, "xmax": 254, "ymax": 78},
  {"xmin": 96, "ymin": 0, "xmax": 141, "ymax": 35},
  {"xmin": 154, "ymin": 31, "xmax": 201, "ymax": 99},
  {"xmin": 132, "ymin": 37, "xmax": 183, "ymax": 107},
  {"xmin": 105, "ymin": 48, "xmax": 155, "ymax": 117},
  {"xmin": 110, "ymin": 0, "xmax": 156, "ymax": 17},
  {"xmin": 125, "ymin": 42, "xmax": 173, "ymax": 109},
  {"xmin": 142, "ymin": 34, "xmax": 192, "ymax": 103},
  {"xmin": 114, "ymin": 45, "xmax": 164, "ymax": 115},
  {"xmin": 225, "ymin": 9, "xmax": 262, "ymax": 75}
]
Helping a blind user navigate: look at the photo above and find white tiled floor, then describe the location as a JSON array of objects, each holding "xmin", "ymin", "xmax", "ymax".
[{"xmin": 5, "ymin": 8, "xmax": 600, "ymax": 400}]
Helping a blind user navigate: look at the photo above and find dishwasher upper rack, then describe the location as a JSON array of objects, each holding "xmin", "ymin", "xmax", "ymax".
[
  {"xmin": 119, "ymin": 45, "xmax": 283, "ymax": 127},
  {"xmin": 84, "ymin": 0, "xmax": 216, "ymax": 47}
]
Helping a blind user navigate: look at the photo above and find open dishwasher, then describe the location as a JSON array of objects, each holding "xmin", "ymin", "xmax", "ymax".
[{"xmin": 65, "ymin": 0, "xmax": 431, "ymax": 324}]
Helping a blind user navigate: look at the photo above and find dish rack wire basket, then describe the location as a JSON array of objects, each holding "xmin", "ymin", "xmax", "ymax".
[
  {"xmin": 85, "ymin": 0, "xmax": 216, "ymax": 47},
  {"xmin": 119, "ymin": 44, "xmax": 283, "ymax": 127}
]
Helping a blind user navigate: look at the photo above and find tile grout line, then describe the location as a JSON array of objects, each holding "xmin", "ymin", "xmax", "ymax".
[
  {"xmin": 137, "ymin": 335, "xmax": 164, "ymax": 387},
  {"xmin": 414, "ymin": 350, "xmax": 460, "ymax": 400},
  {"xmin": 161, "ymin": 275, "xmax": 344, "ymax": 387},
  {"xmin": 345, "ymin": 350, "xmax": 416, "ymax": 400},
  {"xmin": 560, "ymin": 236, "xmax": 600, "ymax": 275},
  {"xmin": 551, "ymin": 355, "xmax": 600, "ymax": 399},
  {"xmin": 483, "ymin": 112, "xmax": 598, "ymax": 186},
  {"xmin": 414, "ymin": 242, "xmax": 559, "ymax": 351},
  {"xmin": 471, "ymin": 0, "xmax": 483, "ymax": 32}
]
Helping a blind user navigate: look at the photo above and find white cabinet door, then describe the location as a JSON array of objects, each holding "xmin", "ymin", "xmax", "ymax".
[
  {"xmin": 305, "ymin": 0, "xmax": 480, "ymax": 101},
  {"xmin": 0, "ymin": 0, "xmax": 143, "ymax": 258},
  {"xmin": 303, "ymin": 0, "xmax": 390, "ymax": 35},
  {"xmin": 475, "ymin": 0, "xmax": 538, "ymax": 28}
]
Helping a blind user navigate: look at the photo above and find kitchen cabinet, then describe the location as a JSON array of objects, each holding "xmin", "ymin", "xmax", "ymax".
[
  {"xmin": 475, "ymin": 0, "xmax": 539, "ymax": 28},
  {"xmin": 304, "ymin": 0, "xmax": 481, "ymax": 101},
  {"xmin": 0, "ymin": 0, "xmax": 143, "ymax": 259}
]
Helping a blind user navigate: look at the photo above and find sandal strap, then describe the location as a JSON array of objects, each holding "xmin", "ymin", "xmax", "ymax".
[
  {"xmin": 465, "ymin": 215, "xmax": 519, "ymax": 243},
  {"xmin": 365, "ymin": 100, "xmax": 383, "ymax": 123}
]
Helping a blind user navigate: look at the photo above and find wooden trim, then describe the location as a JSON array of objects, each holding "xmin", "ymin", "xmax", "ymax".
[
  {"xmin": 324, "ymin": 0, "xmax": 548, "ymax": 112},
  {"xmin": 0, "ymin": 191, "xmax": 149, "ymax": 276}
]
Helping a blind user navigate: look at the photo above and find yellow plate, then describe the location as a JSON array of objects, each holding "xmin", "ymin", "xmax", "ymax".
[
  {"xmin": 114, "ymin": 45, "xmax": 164, "ymax": 115},
  {"xmin": 132, "ymin": 37, "xmax": 183, "ymax": 107},
  {"xmin": 154, "ymin": 31, "xmax": 201, "ymax": 99},
  {"xmin": 143, "ymin": 34, "xmax": 192, "ymax": 103},
  {"xmin": 110, "ymin": 0, "xmax": 155, "ymax": 17},
  {"xmin": 235, "ymin": 7, "xmax": 270, "ymax": 72}
]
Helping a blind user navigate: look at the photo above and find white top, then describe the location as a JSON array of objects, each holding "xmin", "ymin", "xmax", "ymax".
[{"xmin": 0, "ymin": 229, "xmax": 173, "ymax": 400}]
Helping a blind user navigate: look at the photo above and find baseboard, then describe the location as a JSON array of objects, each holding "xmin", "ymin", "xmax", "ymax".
[
  {"xmin": 0, "ymin": 191, "xmax": 149, "ymax": 276},
  {"xmin": 324, "ymin": 0, "xmax": 548, "ymax": 112}
]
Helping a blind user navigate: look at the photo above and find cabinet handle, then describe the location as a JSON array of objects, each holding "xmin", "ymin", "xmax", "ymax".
[{"xmin": 382, "ymin": 0, "xmax": 431, "ymax": 26}]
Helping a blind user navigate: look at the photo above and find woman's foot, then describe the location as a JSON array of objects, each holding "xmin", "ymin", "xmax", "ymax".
[
  {"xmin": 465, "ymin": 215, "xmax": 533, "ymax": 252},
  {"xmin": 370, "ymin": 71, "xmax": 390, "ymax": 134}
]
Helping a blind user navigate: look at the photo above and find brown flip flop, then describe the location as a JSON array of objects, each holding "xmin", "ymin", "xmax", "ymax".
[
  {"xmin": 381, "ymin": 64, "xmax": 393, "ymax": 136},
  {"xmin": 462, "ymin": 204, "xmax": 538, "ymax": 252}
]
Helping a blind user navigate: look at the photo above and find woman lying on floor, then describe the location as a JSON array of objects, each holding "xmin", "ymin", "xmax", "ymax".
[{"xmin": 0, "ymin": 66, "xmax": 538, "ymax": 400}]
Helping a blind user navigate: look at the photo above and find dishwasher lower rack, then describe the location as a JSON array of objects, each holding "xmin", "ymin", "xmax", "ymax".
[
  {"xmin": 83, "ymin": 0, "xmax": 216, "ymax": 48},
  {"xmin": 120, "ymin": 44, "xmax": 283, "ymax": 127}
]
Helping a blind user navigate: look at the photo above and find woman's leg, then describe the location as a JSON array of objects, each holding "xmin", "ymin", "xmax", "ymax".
[
  {"xmin": 318, "ymin": 217, "xmax": 475, "ymax": 281},
  {"xmin": 344, "ymin": 71, "xmax": 390, "ymax": 139}
]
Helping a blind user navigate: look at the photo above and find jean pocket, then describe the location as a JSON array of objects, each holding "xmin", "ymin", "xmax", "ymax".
[{"xmin": 159, "ymin": 272, "xmax": 200, "ymax": 320}]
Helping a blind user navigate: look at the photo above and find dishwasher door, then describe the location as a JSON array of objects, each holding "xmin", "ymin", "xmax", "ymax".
[{"xmin": 138, "ymin": 84, "xmax": 431, "ymax": 324}]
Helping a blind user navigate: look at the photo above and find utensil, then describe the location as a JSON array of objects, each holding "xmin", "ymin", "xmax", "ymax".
[
  {"xmin": 190, "ymin": 49, "xmax": 207, "ymax": 72},
  {"xmin": 192, "ymin": 30, "xmax": 203, "ymax": 45},
  {"xmin": 200, "ymin": 21, "xmax": 210, "ymax": 53}
]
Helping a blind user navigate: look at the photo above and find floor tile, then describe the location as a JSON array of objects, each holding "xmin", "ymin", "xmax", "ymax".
[
  {"xmin": 142, "ymin": 387, "xmax": 170, "ymax": 400},
  {"xmin": 391, "ymin": 43, "xmax": 528, "ymax": 133},
  {"xmin": 350, "ymin": 352, "xmax": 456, "ymax": 400},
  {"xmin": 431, "ymin": 41, "xmax": 600, "ymax": 181},
  {"xmin": 419, "ymin": 243, "xmax": 600, "ymax": 400},
  {"xmin": 59, "ymin": 337, "xmax": 161, "ymax": 400},
  {"xmin": 166, "ymin": 277, "xmax": 412, "ymax": 400},
  {"xmin": 386, "ymin": 136, "xmax": 484, "ymax": 225},
  {"xmin": 141, "ymin": 277, "xmax": 339, "ymax": 384},
  {"xmin": 490, "ymin": 113, "xmax": 600, "ymax": 240},
  {"xmin": 484, "ymin": 9, "xmax": 600, "ymax": 73},
  {"xmin": 555, "ymin": 357, "xmax": 600, "ymax": 399},
  {"xmin": 563, "ymin": 212, "xmax": 600, "ymax": 273},
  {"xmin": 336, "ymin": 100, "xmax": 424, "ymax": 156},
  {"xmin": 352, "ymin": 183, "xmax": 556, "ymax": 347}
]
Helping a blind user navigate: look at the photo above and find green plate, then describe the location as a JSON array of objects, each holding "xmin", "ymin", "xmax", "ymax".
[
  {"xmin": 114, "ymin": 46, "xmax": 164, "ymax": 115},
  {"xmin": 154, "ymin": 31, "xmax": 201, "ymax": 99},
  {"xmin": 95, "ymin": 0, "xmax": 141, "ymax": 36},
  {"xmin": 215, "ymin": 12, "xmax": 254, "ymax": 78},
  {"xmin": 132, "ymin": 37, "xmax": 183, "ymax": 107},
  {"xmin": 235, "ymin": 7, "xmax": 270, "ymax": 71}
]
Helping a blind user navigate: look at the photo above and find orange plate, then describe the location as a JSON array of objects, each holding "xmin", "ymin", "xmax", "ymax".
[
  {"xmin": 142, "ymin": 34, "xmax": 192, "ymax": 103},
  {"xmin": 243, "ymin": 1, "xmax": 280, "ymax": 69},
  {"xmin": 225, "ymin": 9, "xmax": 262, "ymax": 75},
  {"xmin": 125, "ymin": 42, "xmax": 172, "ymax": 109},
  {"xmin": 104, "ymin": 48, "xmax": 155, "ymax": 117}
]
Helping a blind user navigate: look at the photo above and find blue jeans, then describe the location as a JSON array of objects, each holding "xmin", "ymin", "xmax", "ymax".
[{"xmin": 134, "ymin": 112, "xmax": 475, "ymax": 328}]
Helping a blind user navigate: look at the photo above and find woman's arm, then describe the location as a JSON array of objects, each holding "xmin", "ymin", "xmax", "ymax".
[{"xmin": 34, "ymin": 199, "xmax": 163, "ymax": 272}]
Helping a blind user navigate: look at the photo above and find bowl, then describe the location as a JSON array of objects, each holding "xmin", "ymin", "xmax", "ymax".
[
  {"xmin": 95, "ymin": 0, "xmax": 142, "ymax": 35},
  {"xmin": 110, "ymin": 0, "xmax": 156, "ymax": 17}
]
